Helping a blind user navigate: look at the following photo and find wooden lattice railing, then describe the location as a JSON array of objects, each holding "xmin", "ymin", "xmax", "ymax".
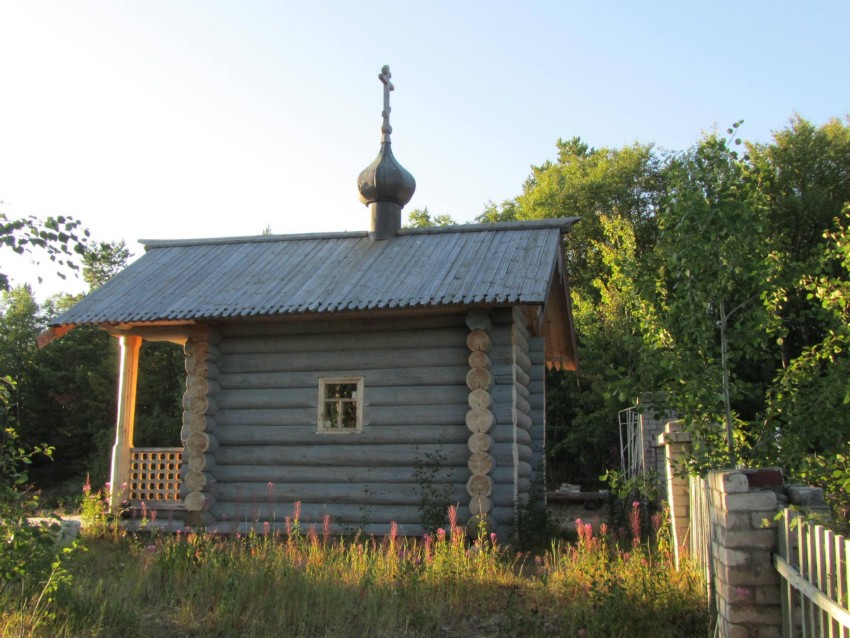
[{"xmin": 129, "ymin": 448, "xmax": 183, "ymax": 507}]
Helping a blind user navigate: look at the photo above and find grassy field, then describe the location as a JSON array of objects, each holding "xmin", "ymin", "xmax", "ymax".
[{"xmin": 1, "ymin": 505, "xmax": 710, "ymax": 637}]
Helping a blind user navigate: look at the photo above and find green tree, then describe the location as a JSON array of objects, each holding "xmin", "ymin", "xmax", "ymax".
[
  {"xmin": 652, "ymin": 124, "xmax": 773, "ymax": 466},
  {"xmin": 405, "ymin": 207, "xmax": 456, "ymax": 228},
  {"xmin": 82, "ymin": 240, "xmax": 131, "ymax": 290},
  {"xmin": 748, "ymin": 116, "xmax": 850, "ymax": 368},
  {"xmin": 476, "ymin": 199, "xmax": 519, "ymax": 223},
  {"xmin": 502, "ymin": 137, "xmax": 667, "ymax": 485},
  {"xmin": 762, "ymin": 211, "xmax": 850, "ymax": 512}
]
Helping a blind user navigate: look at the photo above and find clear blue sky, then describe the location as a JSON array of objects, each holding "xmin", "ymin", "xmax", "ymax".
[{"xmin": 1, "ymin": 1, "xmax": 848, "ymax": 297}]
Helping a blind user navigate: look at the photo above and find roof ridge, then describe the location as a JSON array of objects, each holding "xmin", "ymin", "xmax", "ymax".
[{"xmin": 140, "ymin": 218, "xmax": 579, "ymax": 250}]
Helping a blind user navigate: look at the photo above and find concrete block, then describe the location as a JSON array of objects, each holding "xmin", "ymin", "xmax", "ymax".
[
  {"xmin": 730, "ymin": 603, "xmax": 781, "ymax": 626},
  {"xmin": 719, "ymin": 529, "xmax": 776, "ymax": 549},
  {"xmin": 751, "ymin": 511, "xmax": 779, "ymax": 530},
  {"xmin": 713, "ymin": 509, "xmax": 756, "ymax": 530},
  {"xmin": 786, "ymin": 485, "xmax": 827, "ymax": 508},
  {"xmin": 722, "ymin": 491, "xmax": 778, "ymax": 512},
  {"xmin": 715, "ymin": 546, "xmax": 749, "ymax": 567},
  {"xmin": 721, "ymin": 472, "xmax": 751, "ymax": 494},
  {"xmin": 754, "ymin": 585, "xmax": 781, "ymax": 606},
  {"xmin": 727, "ymin": 624, "xmax": 780, "ymax": 638},
  {"xmin": 721, "ymin": 564, "xmax": 781, "ymax": 587}
]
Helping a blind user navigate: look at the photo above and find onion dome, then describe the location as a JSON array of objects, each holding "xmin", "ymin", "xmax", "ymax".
[{"xmin": 357, "ymin": 65, "xmax": 416, "ymax": 239}]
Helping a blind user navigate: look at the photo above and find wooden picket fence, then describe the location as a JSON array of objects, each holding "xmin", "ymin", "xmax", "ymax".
[{"xmin": 775, "ymin": 510, "xmax": 850, "ymax": 637}]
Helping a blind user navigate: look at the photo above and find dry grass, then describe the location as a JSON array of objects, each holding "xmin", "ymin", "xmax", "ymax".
[{"xmin": 1, "ymin": 506, "xmax": 710, "ymax": 638}]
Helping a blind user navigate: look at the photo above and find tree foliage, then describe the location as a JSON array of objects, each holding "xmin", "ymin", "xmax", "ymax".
[
  {"xmin": 494, "ymin": 116, "xmax": 850, "ymax": 504},
  {"xmin": 405, "ymin": 207, "xmax": 457, "ymax": 228},
  {"xmin": 0, "ymin": 208, "xmax": 90, "ymax": 290}
]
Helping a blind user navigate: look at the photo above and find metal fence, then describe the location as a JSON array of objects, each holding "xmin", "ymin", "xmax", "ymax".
[{"xmin": 688, "ymin": 474, "xmax": 714, "ymax": 611}]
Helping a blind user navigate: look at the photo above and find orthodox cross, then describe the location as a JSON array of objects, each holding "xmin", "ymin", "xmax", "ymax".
[{"xmin": 379, "ymin": 65, "xmax": 393, "ymax": 142}]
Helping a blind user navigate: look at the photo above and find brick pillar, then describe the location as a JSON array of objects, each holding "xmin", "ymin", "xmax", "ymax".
[
  {"xmin": 656, "ymin": 419, "xmax": 691, "ymax": 568},
  {"xmin": 708, "ymin": 469, "xmax": 783, "ymax": 638}
]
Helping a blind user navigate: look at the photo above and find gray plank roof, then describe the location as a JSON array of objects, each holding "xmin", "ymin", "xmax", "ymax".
[{"xmin": 52, "ymin": 219, "xmax": 578, "ymax": 326}]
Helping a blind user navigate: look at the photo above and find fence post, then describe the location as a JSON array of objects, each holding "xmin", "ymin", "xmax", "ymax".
[
  {"xmin": 709, "ymin": 468, "xmax": 784, "ymax": 638},
  {"xmin": 657, "ymin": 419, "xmax": 691, "ymax": 568}
]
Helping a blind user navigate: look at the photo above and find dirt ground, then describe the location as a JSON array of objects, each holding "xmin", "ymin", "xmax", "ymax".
[{"xmin": 549, "ymin": 501, "xmax": 607, "ymax": 535}]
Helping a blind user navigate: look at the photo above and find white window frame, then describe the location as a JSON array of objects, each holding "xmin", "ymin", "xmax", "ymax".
[{"xmin": 317, "ymin": 377, "xmax": 364, "ymax": 434}]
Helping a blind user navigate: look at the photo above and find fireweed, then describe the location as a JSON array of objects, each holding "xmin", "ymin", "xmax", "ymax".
[{"xmin": 4, "ymin": 502, "xmax": 709, "ymax": 637}]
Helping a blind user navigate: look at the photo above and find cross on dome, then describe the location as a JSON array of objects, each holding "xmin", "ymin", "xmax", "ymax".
[{"xmin": 379, "ymin": 65, "xmax": 394, "ymax": 141}]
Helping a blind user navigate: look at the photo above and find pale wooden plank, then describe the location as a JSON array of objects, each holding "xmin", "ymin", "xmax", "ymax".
[
  {"xmin": 824, "ymin": 528, "xmax": 838, "ymax": 638},
  {"xmin": 815, "ymin": 525, "xmax": 828, "ymax": 638},
  {"xmin": 217, "ymin": 385, "xmax": 470, "ymax": 410},
  {"xmin": 214, "ymin": 424, "xmax": 471, "ymax": 447},
  {"xmin": 218, "ymin": 366, "xmax": 468, "ymax": 390},
  {"xmin": 216, "ymin": 404, "xmax": 466, "ymax": 427},
  {"xmin": 219, "ymin": 312, "xmax": 467, "ymax": 338},
  {"xmin": 213, "ymin": 481, "xmax": 467, "ymax": 507},
  {"xmin": 218, "ymin": 347, "xmax": 467, "ymax": 374},
  {"xmin": 214, "ymin": 443, "xmax": 470, "ymax": 467},
  {"xmin": 844, "ymin": 538, "xmax": 850, "ymax": 638},
  {"xmin": 220, "ymin": 326, "xmax": 467, "ymax": 354},
  {"xmin": 798, "ymin": 517, "xmax": 807, "ymax": 638},
  {"xmin": 779, "ymin": 511, "xmax": 794, "ymax": 638}
]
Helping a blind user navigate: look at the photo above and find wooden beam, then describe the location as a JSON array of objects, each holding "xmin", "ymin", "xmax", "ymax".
[{"xmin": 109, "ymin": 335, "xmax": 142, "ymax": 509}]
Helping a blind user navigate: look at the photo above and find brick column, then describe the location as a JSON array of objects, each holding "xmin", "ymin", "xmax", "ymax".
[
  {"xmin": 656, "ymin": 419, "xmax": 691, "ymax": 568},
  {"xmin": 708, "ymin": 469, "xmax": 783, "ymax": 638}
]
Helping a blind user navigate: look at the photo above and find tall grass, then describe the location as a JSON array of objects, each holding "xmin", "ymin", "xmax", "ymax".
[{"xmin": 1, "ymin": 504, "xmax": 710, "ymax": 637}]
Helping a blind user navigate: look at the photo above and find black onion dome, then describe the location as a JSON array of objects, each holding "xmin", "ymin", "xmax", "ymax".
[{"xmin": 357, "ymin": 142, "xmax": 416, "ymax": 207}]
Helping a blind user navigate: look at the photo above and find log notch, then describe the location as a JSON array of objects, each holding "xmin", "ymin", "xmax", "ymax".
[
  {"xmin": 182, "ymin": 326, "xmax": 222, "ymax": 526},
  {"xmin": 465, "ymin": 309, "xmax": 495, "ymax": 535}
]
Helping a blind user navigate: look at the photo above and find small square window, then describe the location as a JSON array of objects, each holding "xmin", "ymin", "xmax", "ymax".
[{"xmin": 318, "ymin": 377, "xmax": 363, "ymax": 433}]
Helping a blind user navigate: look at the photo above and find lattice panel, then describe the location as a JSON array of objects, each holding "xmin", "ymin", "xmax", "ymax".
[{"xmin": 129, "ymin": 448, "xmax": 183, "ymax": 502}]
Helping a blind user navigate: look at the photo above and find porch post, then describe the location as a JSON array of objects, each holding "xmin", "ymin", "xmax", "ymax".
[{"xmin": 109, "ymin": 335, "xmax": 142, "ymax": 509}]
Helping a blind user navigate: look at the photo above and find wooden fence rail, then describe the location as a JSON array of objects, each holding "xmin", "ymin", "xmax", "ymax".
[{"xmin": 776, "ymin": 510, "xmax": 850, "ymax": 637}]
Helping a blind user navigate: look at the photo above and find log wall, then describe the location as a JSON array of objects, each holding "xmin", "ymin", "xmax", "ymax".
[
  {"xmin": 528, "ymin": 335, "xmax": 546, "ymax": 487},
  {"xmin": 209, "ymin": 313, "xmax": 472, "ymax": 536}
]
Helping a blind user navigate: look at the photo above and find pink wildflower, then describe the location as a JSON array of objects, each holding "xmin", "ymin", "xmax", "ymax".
[
  {"xmin": 490, "ymin": 532, "xmax": 497, "ymax": 546},
  {"xmin": 629, "ymin": 502, "xmax": 641, "ymax": 542},
  {"xmin": 448, "ymin": 505, "xmax": 457, "ymax": 532},
  {"xmin": 436, "ymin": 528, "xmax": 446, "ymax": 541},
  {"xmin": 293, "ymin": 501, "xmax": 301, "ymax": 522},
  {"xmin": 266, "ymin": 481, "xmax": 274, "ymax": 495},
  {"xmin": 389, "ymin": 521, "xmax": 398, "ymax": 547},
  {"xmin": 83, "ymin": 474, "xmax": 91, "ymax": 495},
  {"xmin": 263, "ymin": 521, "xmax": 270, "ymax": 537},
  {"xmin": 323, "ymin": 514, "xmax": 331, "ymax": 545},
  {"xmin": 651, "ymin": 512, "xmax": 662, "ymax": 534},
  {"xmin": 146, "ymin": 544, "xmax": 157, "ymax": 553}
]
